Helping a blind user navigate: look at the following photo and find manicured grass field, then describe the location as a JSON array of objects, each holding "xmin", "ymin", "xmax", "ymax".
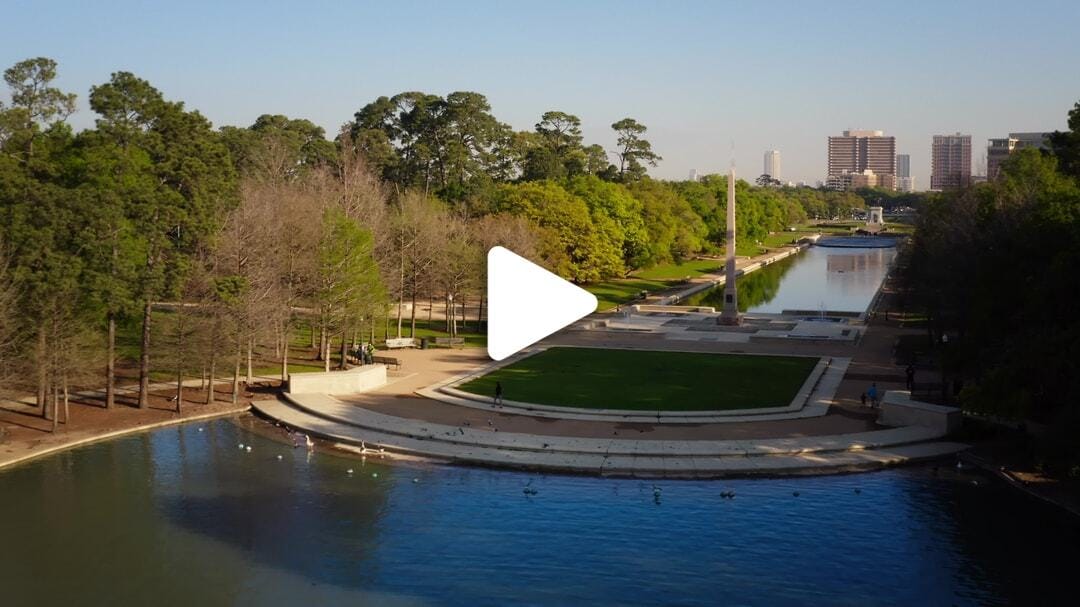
[
  {"xmin": 585, "ymin": 277, "xmax": 672, "ymax": 311},
  {"xmin": 459, "ymin": 347, "xmax": 818, "ymax": 411},
  {"xmin": 633, "ymin": 258, "xmax": 721, "ymax": 280}
]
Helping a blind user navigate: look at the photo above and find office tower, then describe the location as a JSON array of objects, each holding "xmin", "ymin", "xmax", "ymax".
[
  {"xmin": 763, "ymin": 150, "xmax": 781, "ymax": 180},
  {"xmin": 930, "ymin": 133, "xmax": 972, "ymax": 190},
  {"xmin": 688, "ymin": 168, "xmax": 698, "ymax": 181},
  {"xmin": 896, "ymin": 154, "xmax": 911, "ymax": 178},
  {"xmin": 987, "ymin": 132, "xmax": 1052, "ymax": 180},
  {"xmin": 827, "ymin": 130, "xmax": 896, "ymax": 190}
]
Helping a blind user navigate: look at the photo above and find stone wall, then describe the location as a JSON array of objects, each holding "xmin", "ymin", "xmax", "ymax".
[
  {"xmin": 879, "ymin": 390, "xmax": 961, "ymax": 435},
  {"xmin": 287, "ymin": 365, "xmax": 387, "ymax": 395}
]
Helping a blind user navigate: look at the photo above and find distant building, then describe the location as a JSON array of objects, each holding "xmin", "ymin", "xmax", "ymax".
[
  {"xmin": 763, "ymin": 150, "xmax": 781, "ymax": 180},
  {"xmin": 688, "ymin": 168, "xmax": 698, "ymax": 181},
  {"xmin": 827, "ymin": 130, "xmax": 896, "ymax": 190},
  {"xmin": 826, "ymin": 169, "xmax": 888, "ymax": 191},
  {"xmin": 896, "ymin": 154, "xmax": 911, "ymax": 178},
  {"xmin": 987, "ymin": 132, "xmax": 1053, "ymax": 180},
  {"xmin": 930, "ymin": 133, "xmax": 972, "ymax": 190},
  {"xmin": 897, "ymin": 176, "xmax": 915, "ymax": 192}
]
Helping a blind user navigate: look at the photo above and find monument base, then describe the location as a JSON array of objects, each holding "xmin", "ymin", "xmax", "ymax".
[{"xmin": 717, "ymin": 312, "xmax": 741, "ymax": 326}]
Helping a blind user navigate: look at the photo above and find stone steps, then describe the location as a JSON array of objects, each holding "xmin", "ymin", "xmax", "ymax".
[{"xmin": 252, "ymin": 397, "xmax": 968, "ymax": 478}]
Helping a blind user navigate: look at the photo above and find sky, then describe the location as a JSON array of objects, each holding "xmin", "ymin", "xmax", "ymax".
[{"xmin": 3, "ymin": 0, "xmax": 1078, "ymax": 188}]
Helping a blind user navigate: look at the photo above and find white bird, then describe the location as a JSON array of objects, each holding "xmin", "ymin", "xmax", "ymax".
[
  {"xmin": 245, "ymin": 446, "xmax": 251, "ymax": 452},
  {"xmin": 372, "ymin": 472, "xmax": 379, "ymax": 478},
  {"xmin": 412, "ymin": 478, "xmax": 420, "ymax": 483},
  {"xmin": 347, "ymin": 468, "xmax": 354, "ymax": 475},
  {"xmin": 276, "ymin": 455, "xmax": 283, "ymax": 460},
  {"xmin": 198, "ymin": 428, "xmax": 204, "ymax": 432},
  {"xmin": 238, "ymin": 443, "xmax": 244, "ymax": 449},
  {"xmin": 305, "ymin": 435, "xmax": 314, "ymax": 450}
]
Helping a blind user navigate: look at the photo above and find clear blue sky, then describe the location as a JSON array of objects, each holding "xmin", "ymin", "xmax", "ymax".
[{"xmin": 3, "ymin": 0, "xmax": 1078, "ymax": 188}]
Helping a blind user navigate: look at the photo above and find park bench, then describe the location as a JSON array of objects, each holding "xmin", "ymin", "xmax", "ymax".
[
  {"xmin": 384, "ymin": 337, "xmax": 418, "ymax": 349},
  {"xmin": 434, "ymin": 337, "xmax": 466, "ymax": 348},
  {"xmin": 371, "ymin": 355, "xmax": 401, "ymax": 370}
]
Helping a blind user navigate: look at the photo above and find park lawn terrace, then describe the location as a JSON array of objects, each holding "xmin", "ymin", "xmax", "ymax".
[{"xmin": 459, "ymin": 347, "xmax": 818, "ymax": 411}]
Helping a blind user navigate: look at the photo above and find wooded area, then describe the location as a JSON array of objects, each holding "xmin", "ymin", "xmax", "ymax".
[{"xmin": 0, "ymin": 57, "xmax": 885, "ymax": 424}]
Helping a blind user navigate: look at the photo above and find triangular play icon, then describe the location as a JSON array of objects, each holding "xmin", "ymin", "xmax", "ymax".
[{"xmin": 486, "ymin": 246, "xmax": 598, "ymax": 361}]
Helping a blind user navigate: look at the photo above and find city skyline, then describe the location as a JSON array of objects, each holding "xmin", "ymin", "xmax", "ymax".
[{"xmin": 2, "ymin": 1, "xmax": 1076, "ymax": 188}]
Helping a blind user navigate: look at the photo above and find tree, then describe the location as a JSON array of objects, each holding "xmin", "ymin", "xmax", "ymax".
[
  {"xmin": 2, "ymin": 58, "xmax": 76, "ymax": 159},
  {"xmin": 314, "ymin": 208, "xmax": 386, "ymax": 371},
  {"xmin": 89, "ymin": 71, "xmax": 237, "ymax": 407},
  {"xmin": 611, "ymin": 118, "xmax": 661, "ymax": 181},
  {"xmin": 1049, "ymin": 100, "xmax": 1080, "ymax": 179}
]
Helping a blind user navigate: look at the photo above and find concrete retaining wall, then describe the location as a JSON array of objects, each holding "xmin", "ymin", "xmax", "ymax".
[
  {"xmin": 879, "ymin": 390, "xmax": 961, "ymax": 435},
  {"xmin": 287, "ymin": 365, "xmax": 387, "ymax": 395}
]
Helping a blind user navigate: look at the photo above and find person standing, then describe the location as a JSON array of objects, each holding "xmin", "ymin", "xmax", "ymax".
[
  {"xmin": 494, "ymin": 381, "xmax": 504, "ymax": 406},
  {"xmin": 868, "ymin": 383, "xmax": 879, "ymax": 408},
  {"xmin": 905, "ymin": 365, "xmax": 916, "ymax": 392}
]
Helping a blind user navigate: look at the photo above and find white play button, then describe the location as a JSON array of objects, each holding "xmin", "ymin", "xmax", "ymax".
[{"xmin": 486, "ymin": 246, "xmax": 598, "ymax": 361}]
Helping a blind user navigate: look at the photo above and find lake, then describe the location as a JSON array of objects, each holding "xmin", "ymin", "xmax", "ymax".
[{"xmin": 1, "ymin": 418, "xmax": 1076, "ymax": 606}]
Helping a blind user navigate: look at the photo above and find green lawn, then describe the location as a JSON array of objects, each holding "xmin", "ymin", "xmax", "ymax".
[
  {"xmin": 585, "ymin": 277, "xmax": 672, "ymax": 311},
  {"xmin": 459, "ymin": 347, "xmax": 818, "ymax": 411},
  {"xmin": 633, "ymin": 258, "xmax": 721, "ymax": 280}
]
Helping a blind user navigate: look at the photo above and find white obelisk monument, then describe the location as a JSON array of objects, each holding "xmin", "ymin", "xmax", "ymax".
[{"xmin": 720, "ymin": 166, "xmax": 740, "ymax": 325}]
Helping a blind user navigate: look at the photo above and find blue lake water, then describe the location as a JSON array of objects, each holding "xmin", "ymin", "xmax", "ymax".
[
  {"xmin": 1, "ymin": 418, "xmax": 1076, "ymax": 606},
  {"xmin": 686, "ymin": 246, "xmax": 898, "ymax": 314}
]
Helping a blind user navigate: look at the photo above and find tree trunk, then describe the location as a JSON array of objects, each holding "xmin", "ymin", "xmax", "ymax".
[
  {"xmin": 36, "ymin": 328, "xmax": 46, "ymax": 414},
  {"xmin": 207, "ymin": 342, "xmax": 217, "ymax": 404},
  {"xmin": 410, "ymin": 289, "xmax": 417, "ymax": 337},
  {"xmin": 339, "ymin": 333, "xmax": 348, "ymax": 370},
  {"xmin": 323, "ymin": 332, "xmax": 331, "ymax": 373},
  {"xmin": 175, "ymin": 364, "xmax": 183, "ymax": 414},
  {"xmin": 246, "ymin": 337, "xmax": 253, "ymax": 385},
  {"xmin": 51, "ymin": 386, "xmax": 58, "ymax": 433},
  {"xmin": 62, "ymin": 375, "xmax": 69, "ymax": 424},
  {"xmin": 309, "ymin": 322, "xmax": 316, "ymax": 348},
  {"xmin": 477, "ymin": 295, "xmax": 484, "ymax": 332},
  {"xmin": 428, "ymin": 293, "xmax": 433, "ymax": 325},
  {"xmin": 280, "ymin": 326, "xmax": 289, "ymax": 383},
  {"xmin": 105, "ymin": 312, "xmax": 115, "ymax": 409},
  {"xmin": 138, "ymin": 300, "xmax": 152, "ymax": 409},
  {"xmin": 232, "ymin": 336, "xmax": 241, "ymax": 405}
]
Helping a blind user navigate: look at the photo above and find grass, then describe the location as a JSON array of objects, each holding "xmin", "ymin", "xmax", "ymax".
[
  {"xmin": 585, "ymin": 277, "xmax": 671, "ymax": 311},
  {"xmin": 633, "ymin": 258, "xmax": 722, "ymax": 281},
  {"xmin": 458, "ymin": 347, "xmax": 818, "ymax": 411}
]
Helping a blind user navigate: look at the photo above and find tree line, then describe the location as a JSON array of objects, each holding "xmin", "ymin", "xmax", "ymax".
[
  {"xmin": 904, "ymin": 99, "xmax": 1080, "ymax": 471},
  {"xmin": 0, "ymin": 56, "xmax": 874, "ymax": 425}
]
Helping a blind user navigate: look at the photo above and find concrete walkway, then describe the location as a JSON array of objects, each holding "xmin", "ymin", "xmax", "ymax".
[{"xmin": 253, "ymin": 394, "xmax": 967, "ymax": 478}]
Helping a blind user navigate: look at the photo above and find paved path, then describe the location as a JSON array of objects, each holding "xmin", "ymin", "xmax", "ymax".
[{"xmin": 254, "ymin": 395, "xmax": 966, "ymax": 478}]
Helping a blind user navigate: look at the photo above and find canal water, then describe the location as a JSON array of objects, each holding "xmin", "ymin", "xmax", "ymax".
[
  {"xmin": 684, "ymin": 245, "xmax": 898, "ymax": 314},
  {"xmin": 1, "ymin": 419, "xmax": 1076, "ymax": 606}
]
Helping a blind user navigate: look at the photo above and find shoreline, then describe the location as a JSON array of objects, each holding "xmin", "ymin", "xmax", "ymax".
[{"xmin": 0, "ymin": 403, "xmax": 251, "ymax": 472}]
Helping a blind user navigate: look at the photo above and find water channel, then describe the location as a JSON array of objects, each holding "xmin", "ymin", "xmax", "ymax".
[{"xmin": 684, "ymin": 245, "xmax": 898, "ymax": 314}]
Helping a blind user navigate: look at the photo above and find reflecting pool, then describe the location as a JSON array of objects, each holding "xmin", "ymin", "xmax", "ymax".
[
  {"xmin": 685, "ymin": 245, "xmax": 897, "ymax": 314},
  {"xmin": 1, "ymin": 419, "xmax": 1076, "ymax": 606}
]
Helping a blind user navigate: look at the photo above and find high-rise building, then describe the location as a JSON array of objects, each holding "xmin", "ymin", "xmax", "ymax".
[
  {"xmin": 930, "ymin": 133, "xmax": 972, "ymax": 190},
  {"xmin": 896, "ymin": 154, "xmax": 911, "ymax": 178},
  {"xmin": 987, "ymin": 132, "xmax": 1052, "ymax": 180},
  {"xmin": 688, "ymin": 168, "xmax": 698, "ymax": 182},
  {"xmin": 763, "ymin": 150, "xmax": 781, "ymax": 180},
  {"xmin": 827, "ymin": 130, "xmax": 896, "ymax": 190},
  {"xmin": 897, "ymin": 176, "xmax": 915, "ymax": 193}
]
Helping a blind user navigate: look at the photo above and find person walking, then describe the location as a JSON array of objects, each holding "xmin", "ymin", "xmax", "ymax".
[
  {"xmin": 905, "ymin": 364, "xmax": 916, "ymax": 392},
  {"xmin": 867, "ymin": 383, "xmax": 879, "ymax": 408},
  {"xmin": 494, "ymin": 381, "xmax": 504, "ymax": 406}
]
